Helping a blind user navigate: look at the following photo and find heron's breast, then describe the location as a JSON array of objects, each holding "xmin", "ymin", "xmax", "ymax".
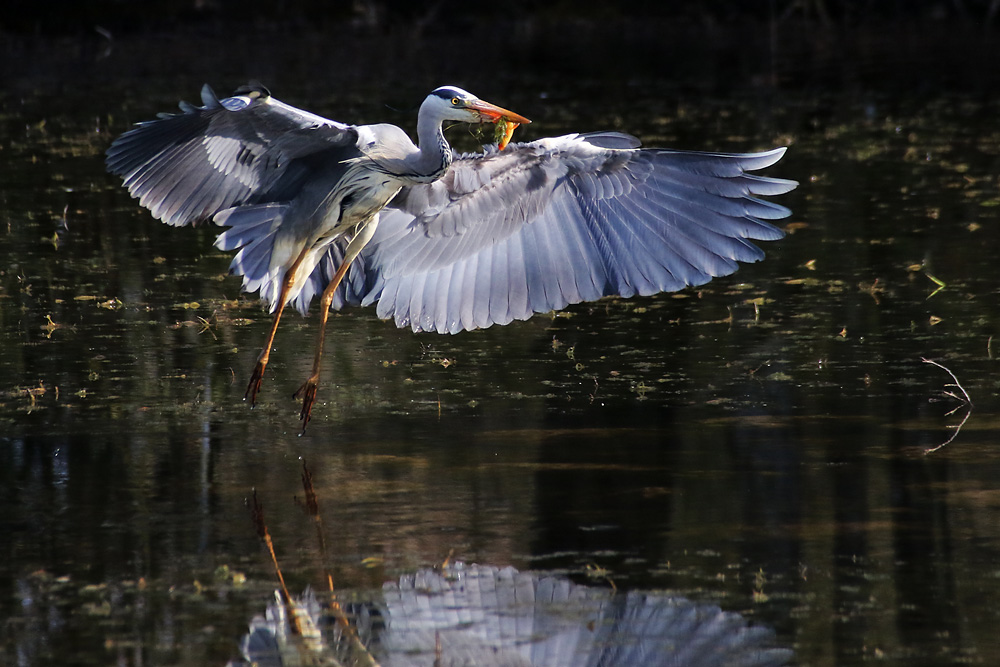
[{"xmin": 310, "ymin": 167, "xmax": 402, "ymax": 248}]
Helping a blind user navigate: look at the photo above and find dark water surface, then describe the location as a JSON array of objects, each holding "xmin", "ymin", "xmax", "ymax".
[{"xmin": 2, "ymin": 22, "xmax": 1000, "ymax": 666}]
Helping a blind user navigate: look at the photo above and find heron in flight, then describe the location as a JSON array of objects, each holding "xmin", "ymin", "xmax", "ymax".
[{"xmin": 106, "ymin": 83, "xmax": 797, "ymax": 431}]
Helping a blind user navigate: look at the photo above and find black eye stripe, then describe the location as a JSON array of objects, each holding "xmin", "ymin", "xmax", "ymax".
[{"xmin": 432, "ymin": 86, "xmax": 468, "ymax": 102}]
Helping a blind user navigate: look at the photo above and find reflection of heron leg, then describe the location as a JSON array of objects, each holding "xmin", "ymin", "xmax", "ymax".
[
  {"xmin": 245, "ymin": 246, "xmax": 311, "ymax": 407},
  {"xmin": 295, "ymin": 221, "xmax": 378, "ymax": 433}
]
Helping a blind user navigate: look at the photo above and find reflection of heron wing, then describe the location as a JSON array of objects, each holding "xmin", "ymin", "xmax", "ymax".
[
  {"xmin": 371, "ymin": 564, "xmax": 794, "ymax": 667},
  {"xmin": 232, "ymin": 563, "xmax": 793, "ymax": 667},
  {"xmin": 106, "ymin": 84, "xmax": 358, "ymax": 227},
  {"xmin": 376, "ymin": 563, "xmax": 792, "ymax": 667},
  {"xmin": 357, "ymin": 132, "xmax": 797, "ymax": 333}
]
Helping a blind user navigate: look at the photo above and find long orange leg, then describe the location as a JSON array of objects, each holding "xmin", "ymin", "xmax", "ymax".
[
  {"xmin": 293, "ymin": 221, "xmax": 378, "ymax": 433},
  {"xmin": 245, "ymin": 246, "xmax": 312, "ymax": 407},
  {"xmin": 293, "ymin": 259, "xmax": 352, "ymax": 431}
]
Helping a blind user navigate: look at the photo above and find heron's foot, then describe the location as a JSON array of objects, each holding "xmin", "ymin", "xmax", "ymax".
[
  {"xmin": 245, "ymin": 359, "xmax": 268, "ymax": 407},
  {"xmin": 293, "ymin": 376, "xmax": 321, "ymax": 434}
]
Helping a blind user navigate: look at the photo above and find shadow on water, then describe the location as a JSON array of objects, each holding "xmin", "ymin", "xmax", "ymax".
[{"xmin": 2, "ymin": 12, "xmax": 1000, "ymax": 666}]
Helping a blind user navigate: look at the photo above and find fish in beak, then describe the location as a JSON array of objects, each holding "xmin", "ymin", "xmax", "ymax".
[{"xmin": 467, "ymin": 99, "xmax": 531, "ymax": 150}]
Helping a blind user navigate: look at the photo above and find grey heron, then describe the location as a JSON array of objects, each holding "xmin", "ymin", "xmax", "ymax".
[{"xmin": 106, "ymin": 83, "xmax": 797, "ymax": 431}]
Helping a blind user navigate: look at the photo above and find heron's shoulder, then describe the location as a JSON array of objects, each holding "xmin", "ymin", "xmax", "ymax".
[
  {"xmin": 361, "ymin": 123, "xmax": 413, "ymax": 143},
  {"xmin": 354, "ymin": 123, "xmax": 418, "ymax": 157}
]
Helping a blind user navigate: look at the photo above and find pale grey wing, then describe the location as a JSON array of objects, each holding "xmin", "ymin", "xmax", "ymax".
[
  {"xmin": 105, "ymin": 84, "xmax": 358, "ymax": 227},
  {"xmin": 357, "ymin": 132, "xmax": 797, "ymax": 334}
]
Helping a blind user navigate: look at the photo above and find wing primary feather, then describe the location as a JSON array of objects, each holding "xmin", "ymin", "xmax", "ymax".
[
  {"xmin": 406, "ymin": 270, "xmax": 428, "ymax": 331},
  {"xmin": 471, "ymin": 242, "xmax": 494, "ymax": 330},
  {"xmin": 428, "ymin": 263, "xmax": 453, "ymax": 334},
  {"xmin": 505, "ymin": 231, "xmax": 530, "ymax": 326},
  {"xmin": 489, "ymin": 241, "xmax": 512, "ymax": 327},
  {"xmin": 459, "ymin": 254, "xmax": 479, "ymax": 333},
  {"xmin": 422, "ymin": 269, "xmax": 444, "ymax": 332}
]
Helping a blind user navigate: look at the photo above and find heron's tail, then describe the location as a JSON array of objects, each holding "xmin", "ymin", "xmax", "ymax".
[{"xmin": 214, "ymin": 203, "xmax": 291, "ymax": 311}]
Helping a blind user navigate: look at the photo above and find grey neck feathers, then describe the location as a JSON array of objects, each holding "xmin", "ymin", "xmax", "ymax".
[{"xmin": 410, "ymin": 108, "xmax": 453, "ymax": 183}]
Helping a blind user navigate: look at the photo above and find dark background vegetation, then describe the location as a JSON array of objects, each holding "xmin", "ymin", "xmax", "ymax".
[
  {"xmin": 4, "ymin": 0, "xmax": 1000, "ymax": 35},
  {"xmin": 2, "ymin": 0, "xmax": 999, "ymax": 99}
]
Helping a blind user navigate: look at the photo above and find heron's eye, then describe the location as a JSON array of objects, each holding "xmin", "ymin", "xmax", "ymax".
[{"xmin": 451, "ymin": 97, "xmax": 460, "ymax": 106}]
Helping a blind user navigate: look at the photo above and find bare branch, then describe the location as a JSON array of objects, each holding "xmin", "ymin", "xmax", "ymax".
[
  {"xmin": 922, "ymin": 357, "xmax": 972, "ymax": 406},
  {"xmin": 921, "ymin": 357, "xmax": 973, "ymax": 454}
]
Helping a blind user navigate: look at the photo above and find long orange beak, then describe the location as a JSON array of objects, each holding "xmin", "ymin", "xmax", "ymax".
[{"xmin": 467, "ymin": 99, "xmax": 532, "ymax": 126}]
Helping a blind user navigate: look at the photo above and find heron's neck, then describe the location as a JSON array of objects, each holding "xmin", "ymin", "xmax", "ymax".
[{"xmin": 411, "ymin": 110, "xmax": 453, "ymax": 183}]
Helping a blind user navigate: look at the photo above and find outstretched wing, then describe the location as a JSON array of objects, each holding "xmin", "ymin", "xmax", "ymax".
[
  {"xmin": 353, "ymin": 132, "xmax": 797, "ymax": 334},
  {"xmin": 105, "ymin": 83, "xmax": 359, "ymax": 227},
  {"xmin": 106, "ymin": 84, "xmax": 374, "ymax": 313}
]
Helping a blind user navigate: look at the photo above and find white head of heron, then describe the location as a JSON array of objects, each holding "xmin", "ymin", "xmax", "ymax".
[{"xmin": 425, "ymin": 86, "xmax": 532, "ymax": 126}]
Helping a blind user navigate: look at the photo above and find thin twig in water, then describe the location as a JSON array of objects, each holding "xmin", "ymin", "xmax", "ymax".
[
  {"xmin": 922, "ymin": 358, "xmax": 972, "ymax": 406},
  {"xmin": 921, "ymin": 357, "xmax": 973, "ymax": 454}
]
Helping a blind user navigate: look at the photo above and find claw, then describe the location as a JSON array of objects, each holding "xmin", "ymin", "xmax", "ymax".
[
  {"xmin": 245, "ymin": 359, "xmax": 267, "ymax": 407},
  {"xmin": 293, "ymin": 377, "xmax": 320, "ymax": 435}
]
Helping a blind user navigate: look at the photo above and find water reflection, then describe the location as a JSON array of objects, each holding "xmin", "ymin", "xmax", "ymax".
[{"xmin": 229, "ymin": 563, "xmax": 792, "ymax": 667}]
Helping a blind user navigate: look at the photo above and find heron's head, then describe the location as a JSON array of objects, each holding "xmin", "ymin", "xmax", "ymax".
[{"xmin": 424, "ymin": 86, "xmax": 531, "ymax": 126}]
